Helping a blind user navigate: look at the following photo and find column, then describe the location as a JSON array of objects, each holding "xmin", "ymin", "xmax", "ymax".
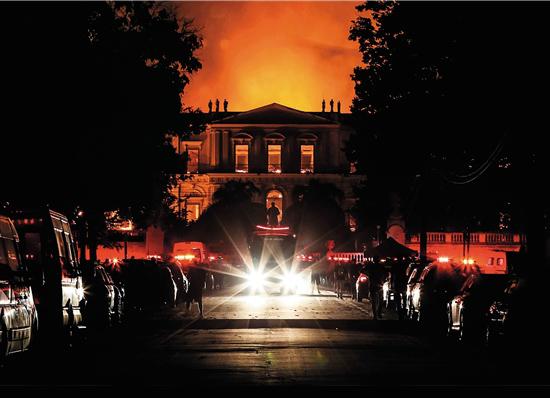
[{"xmin": 221, "ymin": 130, "xmax": 230, "ymax": 171}]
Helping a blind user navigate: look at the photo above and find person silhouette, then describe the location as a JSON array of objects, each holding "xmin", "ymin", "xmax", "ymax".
[
  {"xmin": 322, "ymin": 99, "xmax": 326, "ymax": 113},
  {"xmin": 337, "ymin": 100, "xmax": 341, "ymax": 114},
  {"xmin": 223, "ymin": 99, "xmax": 228, "ymax": 112},
  {"xmin": 330, "ymin": 99, "xmax": 334, "ymax": 112},
  {"xmin": 185, "ymin": 263, "xmax": 207, "ymax": 317},
  {"xmin": 208, "ymin": 99, "xmax": 213, "ymax": 113},
  {"xmin": 266, "ymin": 202, "xmax": 280, "ymax": 226},
  {"xmin": 215, "ymin": 98, "xmax": 220, "ymax": 113},
  {"xmin": 365, "ymin": 256, "xmax": 387, "ymax": 320}
]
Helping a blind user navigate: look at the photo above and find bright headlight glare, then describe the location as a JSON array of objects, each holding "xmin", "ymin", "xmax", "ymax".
[
  {"xmin": 283, "ymin": 272, "xmax": 300, "ymax": 288},
  {"xmin": 247, "ymin": 270, "xmax": 265, "ymax": 289}
]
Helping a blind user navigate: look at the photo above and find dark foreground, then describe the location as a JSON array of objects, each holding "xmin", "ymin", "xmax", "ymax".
[{"xmin": 1, "ymin": 290, "xmax": 548, "ymax": 388}]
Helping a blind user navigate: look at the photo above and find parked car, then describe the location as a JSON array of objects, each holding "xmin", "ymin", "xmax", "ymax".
[
  {"xmin": 121, "ymin": 259, "xmax": 178, "ymax": 311},
  {"xmin": 355, "ymin": 266, "xmax": 369, "ymax": 302},
  {"xmin": 0, "ymin": 215, "xmax": 37, "ymax": 359},
  {"xmin": 382, "ymin": 278, "xmax": 394, "ymax": 308},
  {"xmin": 447, "ymin": 273, "xmax": 511, "ymax": 342},
  {"xmin": 166, "ymin": 260, "xmax": 189, "ymax": 305},
  {"xmin": 84, "ymin": 265, "xmax": 123, "ymax": 328},
  {"xmin": 485, "ymin": 276, "xmax": 526, "ymax": 347},
  {"xmin": 159, "ymin": 263, "xmax": 178, "ymax": 307},
  {"xmin": 103, "ymin": 261, "xmax": 125, "ymax": 324},
  {"xmin": 405, "ymin": 266, "xmax": 423, "ymax": 319},
  {"xmin": 408, "ymin": 262, "xmax": 468, "ymax": 329}
]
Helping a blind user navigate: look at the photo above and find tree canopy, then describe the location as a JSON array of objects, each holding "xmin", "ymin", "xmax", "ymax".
[
  {"xmin": 348, "ymin": 1, "xmax": 550, "ymax": 242},
  {"xmin": 2, "ymin": 2, "xmax": 203, "ymax": 260},
  {"xmin": 182, "ymin": 181, "xmax": 265, "ymax": 256},
  {"xmin": 283, "ymin": 180, "xmax": 348, "ymax": 253}
]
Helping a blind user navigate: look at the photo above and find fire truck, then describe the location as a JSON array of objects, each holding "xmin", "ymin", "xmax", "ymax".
[{"xmin": 245, "ymin": 225, "xmax": 305, "ymax": 294}]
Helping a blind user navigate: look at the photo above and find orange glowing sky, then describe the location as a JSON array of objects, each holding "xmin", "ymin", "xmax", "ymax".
[{"xmin": 176, "ymin": 1, "xmax": 362, "ymax": 113}]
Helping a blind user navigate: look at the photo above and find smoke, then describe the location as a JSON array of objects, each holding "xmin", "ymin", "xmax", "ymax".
[{"xmin": 176, "ymin": 1, "xmax": 362, "ymax": 112}]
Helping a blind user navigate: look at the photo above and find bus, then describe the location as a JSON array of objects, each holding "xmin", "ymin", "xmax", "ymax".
[
  {"xmin": 245, "ymin": 225, "xmax": 304, "ymax": 294},
  {"xmin": 0, "ymin": 215, "xmax": 37, "ymax": 358},
  {"xmin": 13, "ymin": 209, "xmax": 85, "ymax": 342}
]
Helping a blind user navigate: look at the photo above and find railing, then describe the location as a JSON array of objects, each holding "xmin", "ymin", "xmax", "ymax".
[
  {"xmin": 235, "ymin": 163, "xmax": 249, "ymax": 173},
  {"xmin": 406, "ymin": 232, "xmax": 520, "ymax": 245},
  {"xmin": 328, "ymin": 252, "xmax": 365, "ymax": 263},
  {"xmin": 485, "ymin": 233, "xmax": 516, "ymax": 244},
  {"xmin": 268, "ymin": 164, "xmax": 282, "ymax": 173}
]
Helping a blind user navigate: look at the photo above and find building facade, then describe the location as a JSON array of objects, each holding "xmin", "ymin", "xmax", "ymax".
[
  {"xmin": 171, "ymin": 103, "xmax": 364, "ymax": 224},
  {"xmin": 405, "ymin": 232, "xmax": 523, "ymax": 273}
]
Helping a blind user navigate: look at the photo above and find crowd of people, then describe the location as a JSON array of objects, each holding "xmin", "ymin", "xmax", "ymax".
[{"xmin": 309, "ymin": 256, "xmax": 413, "ymax": 320}]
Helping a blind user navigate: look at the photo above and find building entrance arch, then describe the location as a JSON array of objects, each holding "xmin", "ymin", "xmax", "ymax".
[{"xmin": 266, "ymin": 189, "xmax": 283, "ymax": 225}]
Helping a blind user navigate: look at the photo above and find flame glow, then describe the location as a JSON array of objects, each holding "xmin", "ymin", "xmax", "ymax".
[{"xmin": 177, "ymin": 1, "xmax": 362, "ymax": 111}]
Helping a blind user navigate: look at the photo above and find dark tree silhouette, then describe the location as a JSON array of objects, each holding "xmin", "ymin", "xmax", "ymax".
[
  {"xmin": 283, "ymin": 180, "xmax": 347, "ymax": 253},
  {"xmin": 347, "ymin": 2, "xmax": 550, "ymax": 258},
  {"xmin": 183, "ymin": 181, "xmax": 265, "ymax": 255},
  {"xmin": 2, "ymin": 2, "xmax": 203, "ymax": 261}
]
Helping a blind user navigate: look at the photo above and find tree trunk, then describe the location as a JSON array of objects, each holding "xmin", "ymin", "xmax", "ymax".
[
  {"xmin": 87, "ymin": 211, "xmax": 100, "ymax": 264},
  {"xmin": 419, "ymin": 217, "xmax": 427, "ymax": 262}
]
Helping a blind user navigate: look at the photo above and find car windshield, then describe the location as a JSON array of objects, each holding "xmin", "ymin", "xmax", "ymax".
[{"xmin": 0, "ymin": 218, "xmax": 22, "ymax": 272}]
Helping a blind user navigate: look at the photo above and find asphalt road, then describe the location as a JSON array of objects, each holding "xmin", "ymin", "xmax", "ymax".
[{"xmin": 1, "ymin": 289, "xmax": 546, "ymax": 388}]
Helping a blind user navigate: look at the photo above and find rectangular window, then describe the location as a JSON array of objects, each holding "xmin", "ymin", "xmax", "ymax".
[
  {"xmin": 187, "ymin": 148, "xmax": 199, "ymax": 174},
  {"xmin": 2, "ymin": 239, "xmax": 20, "ymax": 271},
  {"xmin": 300, "ymin": 145, "xmax": 314, "ymax": 174},
  {"xmin": 0, "ymin": 238, "xmax": 8, "ymax": 268},
  {"xmin": 187, "ymin": 203, "xmax": 200, "ymax": 222},
  {"xmin": 235, "ymin": 144, "xmax": 249, "ymax": 173},
  {"xmin": 268, "ymin": 144, "xmax": 282, "ymax": 173}
]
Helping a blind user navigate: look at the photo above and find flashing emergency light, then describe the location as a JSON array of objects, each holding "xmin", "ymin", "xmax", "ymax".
[
  {"xmin": 256, "ymin": 225, "xmax": 290, "ymax": 231},
  {"xmin": 175, "ymin": 254, "xmax": 195, "ymax": 261}
]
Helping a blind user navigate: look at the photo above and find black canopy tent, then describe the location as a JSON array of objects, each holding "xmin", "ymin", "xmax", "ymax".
[{"xmin": 364, "ymin": 237, "xmax": 418, "ymax": 259}]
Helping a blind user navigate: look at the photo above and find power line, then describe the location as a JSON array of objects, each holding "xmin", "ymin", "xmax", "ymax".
[{"xmin": 440, "ymin": 134, "xmax": 506, "ymax": 185}]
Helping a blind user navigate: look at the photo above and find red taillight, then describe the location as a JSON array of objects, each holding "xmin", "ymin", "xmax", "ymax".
[{"xmin": 359, "ymin": 276, "xmax": 367, "ymax": 283}]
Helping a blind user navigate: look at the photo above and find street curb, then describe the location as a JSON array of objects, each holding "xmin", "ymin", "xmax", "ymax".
[{"xmin": 134, "ymin": 318, "xmax": 419, "ymax": 333}]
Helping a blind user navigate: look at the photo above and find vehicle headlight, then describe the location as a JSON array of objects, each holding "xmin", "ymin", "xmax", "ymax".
[
  {"xmin": 246, "ymin": 270, "xmax": 266, "ymax": 290},
  {"xmin": 282, "ymin": 272, "xmax": 301, "ymax": 289}
]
